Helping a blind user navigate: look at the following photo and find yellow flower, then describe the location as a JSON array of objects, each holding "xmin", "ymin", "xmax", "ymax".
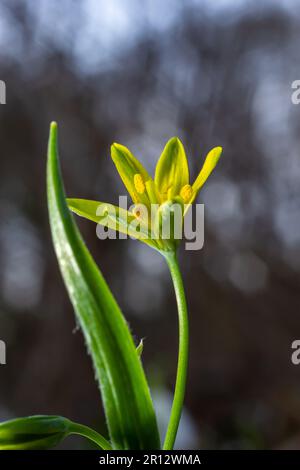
[{"xmin": 68, "ymin": 138, "xmax": 222, "ymax": 252}]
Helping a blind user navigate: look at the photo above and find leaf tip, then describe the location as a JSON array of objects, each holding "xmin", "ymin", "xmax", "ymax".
[
  {"xmin": 111, "ymin": 142, "xmax": 124, "ymax": 156},
  {"xmin": 50, "ymin": 122, "xmax": 58, "ymax": 137}
]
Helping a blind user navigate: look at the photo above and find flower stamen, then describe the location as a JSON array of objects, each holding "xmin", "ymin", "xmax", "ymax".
[
  {"xmin": 180, "ymin": 184, "xmax": 193, "ymax": 203},
  {"xmin": 134, "ymin": 174, "xmax": 146, "ymax": 194}
]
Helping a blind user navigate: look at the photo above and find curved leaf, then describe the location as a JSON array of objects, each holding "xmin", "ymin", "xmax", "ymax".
[
  {"xmin": 190, "ymin": 146, "xmax": 222, "ymax": 203},
  {"xmin": 0, "ymin": 415, "xmax": 111, "ymax": 450},
  {"xmin": 47, "ymin": 122, "xmax": 160, "ymax": 450}
]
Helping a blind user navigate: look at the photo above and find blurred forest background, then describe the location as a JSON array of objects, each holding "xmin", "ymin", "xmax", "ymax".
[{"xmin": 1, "ymin": 0, "xmax": 300, "ymax": 450}]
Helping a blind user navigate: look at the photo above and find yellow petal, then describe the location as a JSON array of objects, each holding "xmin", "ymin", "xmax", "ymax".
[
  {"xmin": 145, "ymin": 179, "xmax": 161, "ymax": 205},
  {"xmin": 111, "ymin": 143, "xmax": 152, "ymax": 207},
  {"xmin": 154, "ymin": 137, "xmax": 189, "ymax": 201},
  {"xmin": 190, "ymin": 146, "xmax": 222, "ymax": 203},
  {"xmin": 67, "ymin": 198, "xmax": 159, "ymax": 249}
]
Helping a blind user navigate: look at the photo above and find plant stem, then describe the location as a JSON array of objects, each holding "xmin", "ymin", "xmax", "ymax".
[
  {"xmin": 69, "ymin": 422, "xmax": 112, "ymax": 450},
  {"xmin": 163, "ymin": 250, "xmax": 189, "ymax": 450}
]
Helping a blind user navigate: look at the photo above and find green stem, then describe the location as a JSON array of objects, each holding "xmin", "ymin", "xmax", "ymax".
[
  {"xmin": 163, "ymin": 250, "xmax": 189, "ymax": 450},
  {"xmin": 69, "ymin": 422, "xmax": 112, "ymax": 450}
]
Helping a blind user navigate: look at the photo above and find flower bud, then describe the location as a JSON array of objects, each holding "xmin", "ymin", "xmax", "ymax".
[{"xmin": 0, "ymin": 415, "xmax": 71, "ymax": 450}]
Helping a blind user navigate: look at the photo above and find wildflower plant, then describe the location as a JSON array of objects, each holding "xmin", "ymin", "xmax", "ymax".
[{"xmin": 0, "ymin": 123, "xmax": 221, "ymax": 450}]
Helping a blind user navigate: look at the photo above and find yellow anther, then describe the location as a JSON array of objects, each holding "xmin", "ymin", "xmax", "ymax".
[
  {"xmin": 180, "ymin": 184, "xmax": 193, "ymax": 203},
  {"xmin": 133, "ymin": 208, "xmax": 142, "ymax": 219},
  {"xmin": 133, "ymin": 174, "xmax": 146, "ymax": 194},
  {"xmin": 132, "ymin": 204, "xmax": 147, "ymax": 220}
]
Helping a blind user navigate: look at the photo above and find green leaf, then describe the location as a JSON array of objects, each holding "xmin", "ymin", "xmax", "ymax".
[
  {"xmin": 0, "ymin": 415, "xmax": 111, "ymax": 450},
  {"xmin": 47, "ymin": 122, "xmax": 160, "ymax": 450}
]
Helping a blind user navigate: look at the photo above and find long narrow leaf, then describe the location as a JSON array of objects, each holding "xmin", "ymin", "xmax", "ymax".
[{"xmin": 47, "ymin": 122, "xmax": 160, "ymax": 450}]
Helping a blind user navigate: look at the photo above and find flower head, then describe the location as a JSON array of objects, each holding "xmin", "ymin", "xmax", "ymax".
[
  {"xmin": 68, "ymin": 138, "xmax": 222, "ymax": 252},
  {"xmin": 0, "ymin": 416, "xmax": 69, "ymax": 450}
]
